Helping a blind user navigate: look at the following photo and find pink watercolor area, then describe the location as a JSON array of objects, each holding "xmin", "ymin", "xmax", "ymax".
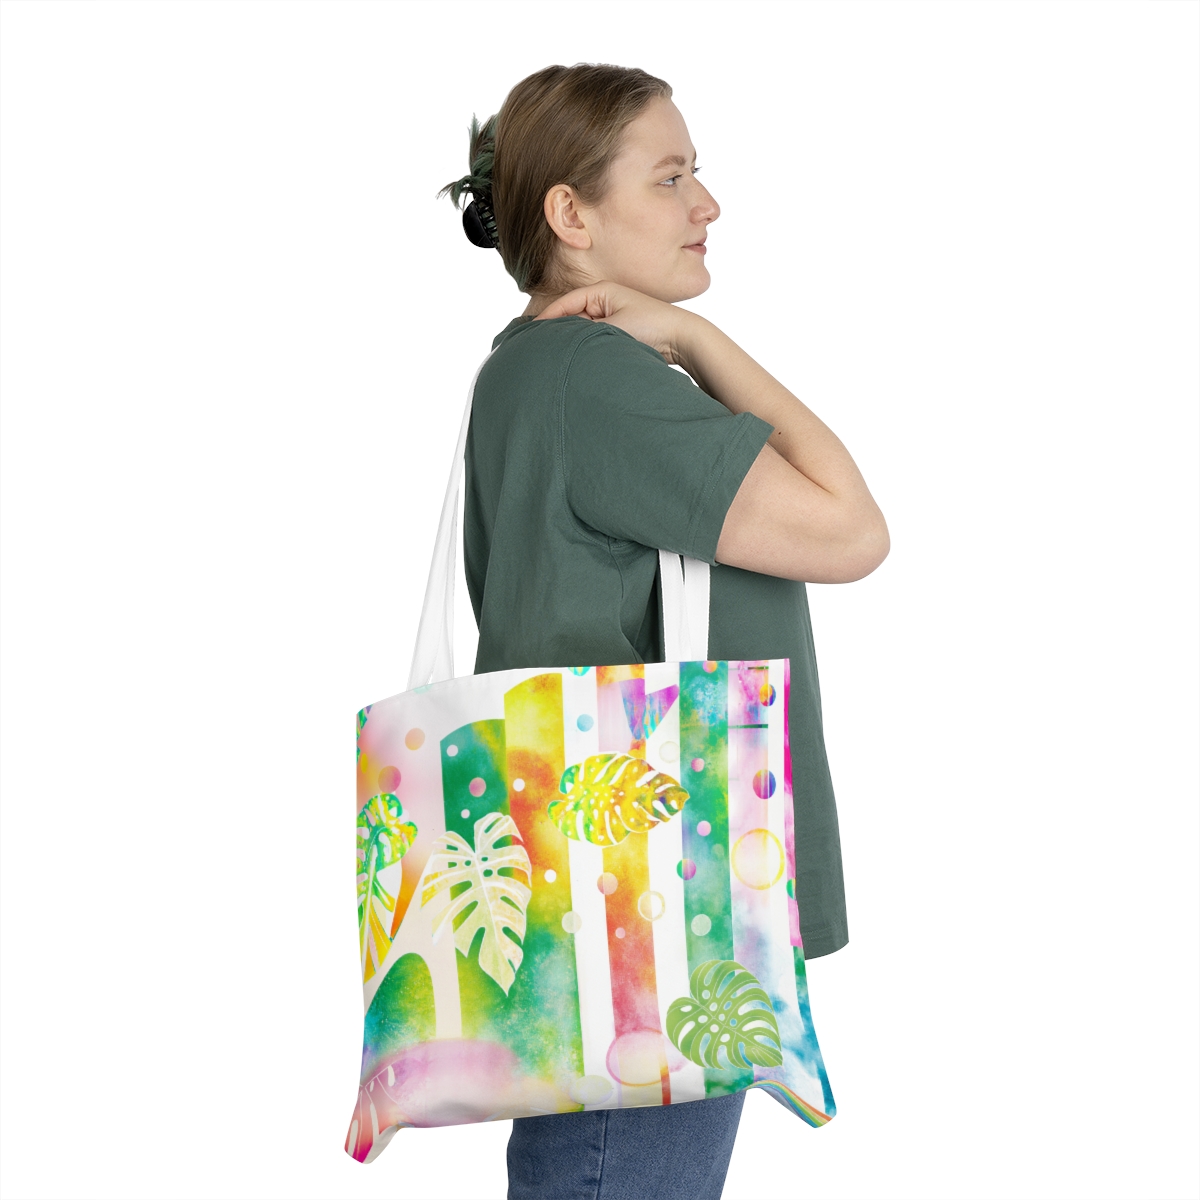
[{"xmin": 345, "ymin": 1039, "xmax": 572, "ymax": 1163}]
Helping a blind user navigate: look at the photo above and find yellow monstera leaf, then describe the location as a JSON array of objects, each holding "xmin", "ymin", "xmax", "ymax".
[{"xmin": 548, "ymin": 752, "xmax": 689, "ymax": 846}]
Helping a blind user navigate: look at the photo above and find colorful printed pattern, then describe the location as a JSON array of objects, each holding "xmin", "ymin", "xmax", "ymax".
[{"xmin": 346, "ymin": 659, "xmax": 835, "ymax": 1164}]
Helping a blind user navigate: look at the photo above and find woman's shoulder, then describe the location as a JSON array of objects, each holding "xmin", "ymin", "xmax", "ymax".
[
  {"xmin": 475, "ymin": 318, "xmax": 672, "ymax": 429},
  {"xmin": 489, "ymin": 313, "xmax": 664, "ymax": 369}
]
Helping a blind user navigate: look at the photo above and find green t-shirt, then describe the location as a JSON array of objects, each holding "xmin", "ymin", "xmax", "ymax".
[{"xmin": 463, "ymin": 313, "xmax": 848, "ymax": 958}]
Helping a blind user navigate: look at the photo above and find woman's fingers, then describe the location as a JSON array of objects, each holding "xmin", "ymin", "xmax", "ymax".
[
  {"xmin": 530, "ymin": 282, "xmax": 693, "ymax": 365},
  {"xmin": 532, "ymin": 293, "xmax": 582, "ymax": 321},
  {"xmin": 534, "ymin": 284, "xmax": 621, "ymax": 322}
]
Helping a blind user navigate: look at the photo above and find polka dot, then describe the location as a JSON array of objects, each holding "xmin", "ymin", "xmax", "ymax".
[
  {"xmin": 697, "ymin": 820, "xmax": 712, "ymax": 837},
  {"xmin": 676, "ymin": 859, "xmax": 697, "ymax": 881},
  {"xmin": 660, "ymin": 740, "xmax": 678, "ymax": 762},
  {"xmin": 468, "ymin": 777, "xmax": 486, "ymax": 798},
  {"xmin": 460, "ymin": 808, "xmax": 471, "ymax": 820},
  {"xmin": 691, "ymin": 914, "xmax": 712, "ymax": 936},
  {"xmin": 702, "ymin": 661, "xmax": 718, "ymax": 673},
  {"xmin": 752, "ymin": 769, "xmax": 776, "ymax": 799},
  {"xmin": 446, "ymin": 744, "xmax": 458, "ymax": 757},
  {"xmin": 512, "ymin": 778, "xmax": 525, "ymax": 792},
  {"xmin": 614, "ymin": 927, "xmax": 626, "ymax": 939},
  {"xmin": 377, "ymin": 766, "xmax": 401, "ymax": 792},
  {"xmin": 760, "ymin": 682, "xmax": 777, "ymax": 706},
  {"xmin": 544, "ymin": 869, "xmax": 557, "ymax": 884},
  {"xmin": 597, "ymin": 872, "xmax": 618, "ymax": 896},
  {"xmin": 786, "ymin": 878, "xmax": 796, "ymax": 899},
  {"xmin": 732, "ymin": 828, "xmax": 785, "ymax": 890},
  {"xmin": 404, "ymin": 728, "xmax": 425, "ymax": 751},
  {"xmin": 561, "ymin": 911, "xmax": 583, "ymax": 934},
  {"xmin": 713, "ymin": 843, "xmax": 726, "ymax": 858},
  {"xmin": 690, "ymin": 757, "xmax": 705, "ymax": 772},
  {"xmin": 569, "ymin": 1075, "xmax": 612, "ymax": 1104},
  {"xmin": 637, "ymin": 891, "xmax": 665, "ymax": 921},
  {"xmin": 576, "ymin": 713, "xmax": 595, "ymax": 732},
  {"xmin": 605, "ymin": 1030, "xmax": 681, "ymax": 1086}
]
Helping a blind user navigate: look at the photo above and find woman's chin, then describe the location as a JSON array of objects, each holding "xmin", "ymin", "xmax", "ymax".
[{"xmin": 674, "ymin": 270, "xmax": 711, "ymax": 303}]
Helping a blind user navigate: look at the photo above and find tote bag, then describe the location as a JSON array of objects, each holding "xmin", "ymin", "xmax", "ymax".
[{"xmin": 345, "ymin": 349, "xmax": 837, "ymax": 1164}]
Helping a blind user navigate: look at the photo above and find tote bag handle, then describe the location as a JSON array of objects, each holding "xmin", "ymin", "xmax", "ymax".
[{"xmin": 408, "ymin": 350, "xmax": 710, "ymax": 690}]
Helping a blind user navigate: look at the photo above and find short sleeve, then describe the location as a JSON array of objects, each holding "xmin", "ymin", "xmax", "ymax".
[{"xmin": 560, "ymin": 325, "xmax": 775, "ymax": 563}]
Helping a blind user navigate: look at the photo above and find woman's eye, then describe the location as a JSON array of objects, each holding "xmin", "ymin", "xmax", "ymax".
[{"xmin": 662, "ymin": 167, "xmax": 702, "ymax": 187}]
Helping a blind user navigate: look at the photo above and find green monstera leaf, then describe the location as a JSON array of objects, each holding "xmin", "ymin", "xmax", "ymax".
[
  {"xmin": 420, "ymin": 812, "xmax": 531, "ymax": 995},
  {"xmin": 357, "ymin": 793, "xmax": 417, "ymax": 982},
  {"xmin": 666, "ymin": 959, "xmax": 784, "ymax": 1070},
  {"xmin": 548, "ymin": 753, "xmax": 689, "ymax": 846}
]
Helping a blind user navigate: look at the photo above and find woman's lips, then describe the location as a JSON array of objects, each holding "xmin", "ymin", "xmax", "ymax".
[{"xmin": 685, "ymin": 243, "xmax": 706, "ymax": 254}]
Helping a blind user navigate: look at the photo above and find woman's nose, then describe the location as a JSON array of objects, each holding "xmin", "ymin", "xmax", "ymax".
[{"xmin": 693, "ymin": 185, "xmax": 720, "ymax": 224}]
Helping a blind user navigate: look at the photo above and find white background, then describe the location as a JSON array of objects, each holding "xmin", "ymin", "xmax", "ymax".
[{"xmin": 2, "ymin": 2, "xmax": 1196, "ymax": 1198}]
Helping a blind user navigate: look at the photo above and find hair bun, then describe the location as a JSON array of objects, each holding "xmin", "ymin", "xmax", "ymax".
[
  {"xmin": 437, "ymin": 113, "xmax": 500, "ymax": 251},
  {"xmin": 463, "ymin": 196, "xmax": 499, "ymax": 249}
]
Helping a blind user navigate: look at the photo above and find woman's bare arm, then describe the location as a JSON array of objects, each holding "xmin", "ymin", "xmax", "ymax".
[{"xmin": 672, "ymin": 313, "xmax": 890, "ymax": 584}]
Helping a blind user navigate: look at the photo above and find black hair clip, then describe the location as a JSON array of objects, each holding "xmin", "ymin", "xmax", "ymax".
[{"xmin": 463, "ymin": 195, "xmax": 499, "ymax": 250}]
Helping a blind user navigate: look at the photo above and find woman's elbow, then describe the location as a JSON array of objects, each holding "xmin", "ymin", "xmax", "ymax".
[
  {"xmin": 815, "ymin": 516, "xmax": 890, "ymax": 584},
  {"xmin": 715, "ymin": 488, "xmax": 890, "ymax": 583},
  {"xmin": 836, "ymin": 518, "xmax": 890, "ymax": 582}
]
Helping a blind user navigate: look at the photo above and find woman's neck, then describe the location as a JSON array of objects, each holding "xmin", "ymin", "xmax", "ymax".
[{"xmin": 520, "ymin": 295, "xmax": 551, "ymax": 318}]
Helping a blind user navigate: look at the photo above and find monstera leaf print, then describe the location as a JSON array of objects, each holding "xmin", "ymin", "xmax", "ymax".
[
  {"xmin": 548, "ymin": 753, "xmax": 689, "ymax": 846},
  {"xmin": 420, "ymin": 812, "xmax": 531, "ymax": 995},
  {"xmin": 666, "ymin": 959, "xmax": 784, "ymax": 1070},
  {"xmin": 357, "ymin": 793, "xmax": 417, "ymax": 981}
]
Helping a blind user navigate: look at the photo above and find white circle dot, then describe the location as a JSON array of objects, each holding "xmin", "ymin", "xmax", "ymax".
[
  {"xmin": 512, "ymin": 778, "xmax": 525, "ymax": 792},
  {"xmin": 460, "ymin": 809, "xmax": 470, "ymax": 819},
  {"xmin": 446, "ymin": 745, "xmax": 458, "ymax": 757},
  {"xmin": 544, "ymin": 869, "xmax": 557, "ymax": 883},
  {"xmin": 691, "ymin": 914, "xmax": 712, "ymax": 936}
]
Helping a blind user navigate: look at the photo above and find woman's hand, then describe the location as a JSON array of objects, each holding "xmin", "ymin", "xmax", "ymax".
[{"xmin": 533, "ymin": 281, "xmax": 699, "ymax": 367}]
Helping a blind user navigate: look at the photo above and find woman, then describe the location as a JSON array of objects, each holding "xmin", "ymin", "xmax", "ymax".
[{"xmin": 439, "ymin": 63, "xmax": 889, "ymax": 1200}]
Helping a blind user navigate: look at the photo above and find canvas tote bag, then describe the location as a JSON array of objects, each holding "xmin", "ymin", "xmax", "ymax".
[{"xmin": 345, "ymin": 349, "xmax": 837, "ymax": 1164}]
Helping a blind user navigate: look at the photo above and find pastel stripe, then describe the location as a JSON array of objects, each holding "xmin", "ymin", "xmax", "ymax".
[
  {"xmin": 440, "ymin": 720, "xmax": 514, "ymax": 1050},
  {"xmin": 560, "ymin": 668, "xmax": 612, "ymax": 1107},
  {"xmin": 678, "ymin": 660, "xmax": 753, "ymax": 1096},
  {"xmin": 596, "ymin": 664, "xmax": 667, "ymax": 1106},
  {"xmin": 728, "ymin": 663, "xmax": 813, "ymax": 1097},
  {"xmin": 643, "ymin": 661, "xmax": 706, "ymax": 1106},
  {"xmin": 728, "ymin": 661, "xmax": 776, "ymax": 1005},
  {"xmin": 504, "ymin": 674, "xmax": 584, "ymax": 1090}
]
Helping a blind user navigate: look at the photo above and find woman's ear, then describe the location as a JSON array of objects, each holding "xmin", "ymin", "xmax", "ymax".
[{"xmin": 543, "ymin": 184, "xmax": 593, "ymax": 251}]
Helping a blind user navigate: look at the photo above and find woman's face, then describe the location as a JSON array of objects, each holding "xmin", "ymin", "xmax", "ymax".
[{"xmin": 549, "ymin": 96, "xmax": 720, "ymax": 303}]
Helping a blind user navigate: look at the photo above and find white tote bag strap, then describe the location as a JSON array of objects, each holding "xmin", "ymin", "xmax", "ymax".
[
  {"xmin": 407, "ymin": 349, "xmax": 497, "ymax": 690},
  {"xmin": 408, "ymin": 351, "xmax": 712, "ymax": 688},
  {"xmin": 658, "ymin": 549, "xmax": 710, "ymax": 662}
]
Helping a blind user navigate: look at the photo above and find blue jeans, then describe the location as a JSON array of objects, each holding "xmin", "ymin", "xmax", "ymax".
[{"xmin": 507, "ymin": 1090, "xmax": 746, "ymax": 1200}]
